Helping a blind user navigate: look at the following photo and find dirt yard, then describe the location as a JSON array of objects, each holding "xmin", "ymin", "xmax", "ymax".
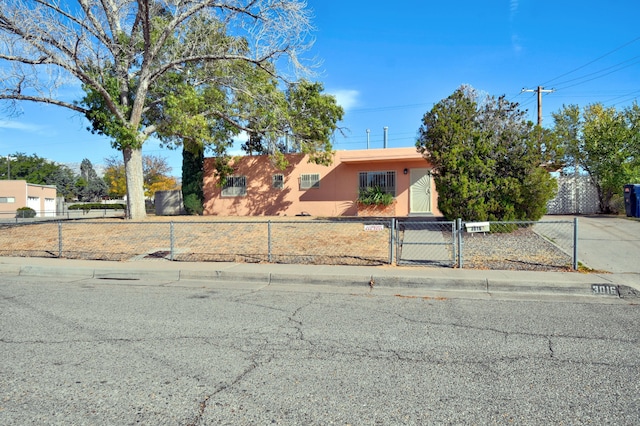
[{"xmin": 0, "ymin": 216, "xmax": 392, "ymax": 266}]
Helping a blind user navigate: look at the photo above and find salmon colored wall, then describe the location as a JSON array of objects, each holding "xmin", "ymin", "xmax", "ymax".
[
  {"xmin": 0, "ymin": 181, "xmax": 57, "ymax": 217},
  {"xmin": 0, "ymin": 180, "xmax": 27, "ymax": 217},
  {"xmin": 203, "ymin": 148, "xmax": 441, "ymax": 217}
]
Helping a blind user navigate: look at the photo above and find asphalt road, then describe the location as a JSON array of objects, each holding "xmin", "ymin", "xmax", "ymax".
[{"xmin": 1, "ymin": 276, "xmax": 639, "ymax": 425}]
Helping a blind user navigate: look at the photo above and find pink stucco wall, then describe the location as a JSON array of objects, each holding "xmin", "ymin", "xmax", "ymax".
[{"xmin": 203, "ymin": 147, "xmax": 441, "ymax": 217}]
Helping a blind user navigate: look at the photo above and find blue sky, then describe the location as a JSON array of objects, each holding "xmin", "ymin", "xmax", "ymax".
[{"xmin": 1, "ymin": 0, "xmax": 639, "ymax": 177}]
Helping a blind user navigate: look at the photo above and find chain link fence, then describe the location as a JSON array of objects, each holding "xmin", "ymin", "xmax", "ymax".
[
  {"xmin": 0, "ymin": 217, "xmax": 577, "ymax": 270},
  {"xmin": 458, "ymin": 220, "xmax": 577, "ymax": 271}
]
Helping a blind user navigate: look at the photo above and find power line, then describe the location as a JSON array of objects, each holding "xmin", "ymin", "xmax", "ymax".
[
  {"xmin": 553, "ymin": 57, "xmax": 640, "ymax": 91},
  {"xmin": 541, "ymin": 35, "xmax": 640, "ymax": 86}
]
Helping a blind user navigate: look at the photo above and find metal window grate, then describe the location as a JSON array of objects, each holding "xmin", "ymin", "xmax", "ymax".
[
  {"xmin": 359, "ymin": 171, "xmax": 396, "ymax": 196},
  {"xmin": 300, "ymin": 173, "xmax": 320, "ymax": 189},
  {"xmin": 221, "ymin": 176, "xmax": 247, "ymax": 197},
  {"xmin": 273, "ymin": 174, "xmax": 284, "ymax": 189}
]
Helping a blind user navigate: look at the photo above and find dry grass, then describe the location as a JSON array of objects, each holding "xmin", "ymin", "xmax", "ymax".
[{"xmin": 0, "ymin": 216, "xmax": 391, "ymax": 265}]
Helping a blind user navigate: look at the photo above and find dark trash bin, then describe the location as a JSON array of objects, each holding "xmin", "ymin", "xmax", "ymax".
[{"xmin": 624, "ymin": 184, "xmax": 640, "ymax": 217}]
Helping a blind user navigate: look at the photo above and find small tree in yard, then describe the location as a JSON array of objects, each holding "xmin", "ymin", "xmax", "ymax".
[
  {"xmin": 416, "ymin": 85, "xmax": 558, "ymax": 222},
  {"xmin": 552, "ymin": 103, "xmax": 640, "ymax": 213}
]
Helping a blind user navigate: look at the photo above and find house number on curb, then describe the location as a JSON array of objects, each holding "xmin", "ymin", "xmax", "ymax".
[{"xmin": 591, "ymin": 284, "xmax": 618, "ymax": 296}]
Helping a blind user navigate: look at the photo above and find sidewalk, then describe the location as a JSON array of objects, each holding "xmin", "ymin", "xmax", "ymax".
[{"xmin": 1, "ymin": 255, "xmax": 638, "ymax": 299}]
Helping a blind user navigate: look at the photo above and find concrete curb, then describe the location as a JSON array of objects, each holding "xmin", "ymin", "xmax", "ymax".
[
  {"xmin": 373, "ymin": 275, "xmax": 486, "ymax": 291},
  {"xmin": 179, "ymin": 270, "xmax": 270, "ymax": 283},
  {"xmin": 93, "ymin": 268, "xmax": 181, "ymax": 281},
  {"xmin": 1, "ymin": 261, "xmax": 636, "ymax": 298}
]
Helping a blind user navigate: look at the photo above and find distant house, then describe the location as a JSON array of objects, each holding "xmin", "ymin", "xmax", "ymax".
[
  {"xmin": 0, "ymin": 180, "xmax": 57, "ymax": 218},
  {"xmin": 203, "ymin": 147, "xmax": 440, "ymax": 217}
]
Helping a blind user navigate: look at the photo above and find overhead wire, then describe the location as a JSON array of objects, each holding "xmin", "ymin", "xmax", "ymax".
[
  {"xmin": 540, "ymin": 35, "xmax": 640, "ymax": 87},
  {"xmin": 552, "ymin": 56, "xmax": 640, "ymax": 91}
]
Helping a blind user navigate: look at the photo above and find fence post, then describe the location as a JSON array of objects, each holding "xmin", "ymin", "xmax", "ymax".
[
  {"xmin": 457, "ymin": 218, "xmax": 463, "ymax": 269},
  {"xmin": 170, "ymin": 222, "xmax": 175, "ymax": 261},
  {"xmin": 452, "ymin": 220, "xmax": 457, "ymax": 267},
  {"xmin": 268, "ymin": 220, "xmax": 272, "ymax": 263},
  {"xmin": 58, "ymin": 221, "xmax": 63, "ymax": 258},
  {"xmin": 573, "ymin": 217, "xmax": 578, "ymax": 270},
  {"xmin": 389, "ymin": 218, "xmax": 395, "ymax": 265}
]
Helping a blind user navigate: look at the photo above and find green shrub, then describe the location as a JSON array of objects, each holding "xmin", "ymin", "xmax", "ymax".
[
  {"xmin": 357, "ymin": 186, "xmax": 394, "ymax": 206},
  {"xmin": 609, "ymin": 194, "xmax": 625, "ymax": 215},
  {"xmin": 68, "ymin": 203, "xmax": 126, "ymax": 212},
  {"xmin": 16, "ymin": 207, "xmax": 36, "ymax": 218},
  {"xmin": 183, "ymin": 193, "xmax": 203, "ymax": 215}
]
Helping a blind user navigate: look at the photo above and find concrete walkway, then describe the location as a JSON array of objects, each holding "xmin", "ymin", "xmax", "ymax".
[
  {"xmin": 397, "ymin": 222, "xmax": 454, "ymax": 267},
  {"xmin": 572, "ymin": 215, "xmax": 640, "ymax": 274}
]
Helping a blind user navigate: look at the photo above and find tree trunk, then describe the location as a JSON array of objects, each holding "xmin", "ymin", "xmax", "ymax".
[{"xmin": 123, "ymin": 147, "xmax": 146, "ymax": 220}]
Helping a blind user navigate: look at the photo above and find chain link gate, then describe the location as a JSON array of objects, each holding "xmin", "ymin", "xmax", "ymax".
[{"xmin": 394, "ymin": 219, "xmax": 457, "ymax": 267}]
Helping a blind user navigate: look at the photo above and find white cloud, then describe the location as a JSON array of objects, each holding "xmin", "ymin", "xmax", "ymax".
[
  {"xmin": 509, "ymin": 0, "xmax": 522, "ymax": 54},
  {"xmin": 0, "ymin": 120, "xmax": 46, "ymax": 134},
  {"xmin": 510, "ymin": 0, "xmax": 519, "ymax": 21},
  {"xmin": 329, "ymin": 89, "xmax": 360, "ymax": 111},
  {"xmin": 512, "ymin": 34, "xmax": 523, "ymax": 54}
]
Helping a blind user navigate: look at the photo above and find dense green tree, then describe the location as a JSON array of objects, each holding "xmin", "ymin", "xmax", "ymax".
[
  {"xmin": 46, "ymin": 166, "xmax": 78, "ymax": 201},
  {"xmin": 416, "ymin": 85, "xmax": 557, "ymax": 221},
  {"xmin": 552, "ymin": 103, "xmax": 640, "ymax": 212},
  {"xmin": 181, "ymin": 146, "xmax": 205, "ymax": 215},
  {"xmin": 3, "ymin": 153, "xmax": 59, "ymax": 183},
  {"xmin": 77, "ymin": 159, "xmax": 108, "ymax": 202}
]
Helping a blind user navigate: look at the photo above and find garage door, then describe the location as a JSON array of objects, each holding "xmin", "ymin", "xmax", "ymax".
[
  {"xmin": 45, "ymin": 198, "xmax": 56, "ymax": 217},
  {"xmin": 27, "ymin": 196, "xmax": 40, "ymax": 217}
]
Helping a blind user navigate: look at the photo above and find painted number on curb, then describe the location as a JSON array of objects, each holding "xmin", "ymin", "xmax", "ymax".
[{"xmin": 591, "ymin": 284, "xmax": 618, "ymax": 296}]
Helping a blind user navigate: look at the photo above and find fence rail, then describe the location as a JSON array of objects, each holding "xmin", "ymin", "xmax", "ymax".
[{"xmin": 0, "ymin": 217, "xmax": 578, "ymax": 271}]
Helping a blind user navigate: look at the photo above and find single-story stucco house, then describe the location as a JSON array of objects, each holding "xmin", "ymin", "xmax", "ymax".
[
  {"xmin": 0, "ymin": 180, "xmax": 57, "ymax": 218},
  {"xmin": 203, "ymin": 147, "xmax": 440, "ymax": 217}
]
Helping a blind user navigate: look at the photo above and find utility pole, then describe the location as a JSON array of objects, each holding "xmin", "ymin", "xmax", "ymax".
[{"xmin": 521, "ymin": 86, "xmax": 555, "ymax": 126}]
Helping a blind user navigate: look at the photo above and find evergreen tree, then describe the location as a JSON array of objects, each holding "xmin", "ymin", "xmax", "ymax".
[
  {"xmin": 78, "ymin": 159, "xmax": 108, "ymax": 202},
  {"xmin": 416, "ymin": 85, "xmax": 557, "ymax": 221}
]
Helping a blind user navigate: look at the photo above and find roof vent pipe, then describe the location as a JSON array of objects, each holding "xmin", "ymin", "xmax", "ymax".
[
  {"xmin": 366, "ymin": 129, "xmax": 370, "ymax": 149},
  {"xmin": 383, "ymin": 126, "xmax": 388, "ymax": 149}
]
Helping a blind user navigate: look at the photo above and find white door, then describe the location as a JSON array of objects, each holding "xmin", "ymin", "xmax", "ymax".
[
  {"xmin": 409, "ymin": 168, "xmax": 432, "ymax": 214},
  {"xmin": 44, "ymin": 198, "xmax": 56, "ymax": 217},
  {"xmin": 27, "ymin": 196, "xmax": 40, "ymax": 217}
]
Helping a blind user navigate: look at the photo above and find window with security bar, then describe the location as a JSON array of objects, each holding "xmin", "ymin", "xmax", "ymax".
[
  {"xmin": 300, "ymin": 173, "xmax": 320, "ymax": 189},
  {"xmin": 359, "ymin": 171, "xmax": 396, "ymax": 196},
  {"xmin": 273, "ymin": 174, "xmax": 284, "ymax": 189},
  {"xmin": 221, "ymin": 176, "xmax": 247, "ymax": 197}
]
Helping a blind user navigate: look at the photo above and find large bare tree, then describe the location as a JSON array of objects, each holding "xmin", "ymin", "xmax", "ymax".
[{"xmin": 0, "ymin": 0, "xmax": 313, "ymax": 219}]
